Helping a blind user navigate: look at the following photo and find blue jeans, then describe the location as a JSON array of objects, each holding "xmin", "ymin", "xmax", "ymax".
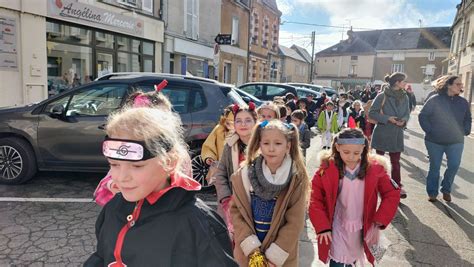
[{"xmin": 425, "ymin": 140, "xmax": 464, "ymax": 197}]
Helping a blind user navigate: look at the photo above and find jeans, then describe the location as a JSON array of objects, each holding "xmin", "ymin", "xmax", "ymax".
[
  {"xmin": 329, "ymin": 259, "xmax": 355, "ymax": 267},
  {"xmin": 425, "ymin": 140, "xmax": 464, "ymax": 197},
  {"xmin": 376, "ymin": 150, "xmax": 401, "ymax": 186}
]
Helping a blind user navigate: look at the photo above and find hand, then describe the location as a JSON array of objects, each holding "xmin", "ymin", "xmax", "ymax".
[
  {"xmin": 318, "ymin": 231, "xmax": 332, "ymax": 245},
  {"xmin": 395, "ymin": 120, "xmax": 405, "ymax": 127},
  {"xmin": 205, "ymin": 157, "xmax": 215, "ymax": 166},
  {"xmin": 388, "ymin": 116, "xmax": 398, "ymax": 124}
]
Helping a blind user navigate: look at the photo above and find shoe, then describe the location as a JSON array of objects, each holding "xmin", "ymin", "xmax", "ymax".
[
  {"xmin": 428, "ymin": 196, "xmax": 437, "ymax": 202},
  {"xmin": 442, "ymin": 193, "xmax": 452, "ymax": 202},
  {"xmin": 400, "ymin": 188, "xmax": 407, "ymax": 199}
]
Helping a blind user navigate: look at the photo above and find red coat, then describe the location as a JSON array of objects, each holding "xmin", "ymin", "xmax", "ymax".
[{"xmin": 308, "ymin": 155, "xmax": 400, "ymax": 265}]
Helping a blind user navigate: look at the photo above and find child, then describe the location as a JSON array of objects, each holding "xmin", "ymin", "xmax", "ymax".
[
  {"xmin": 291, "ymin": 109, "xmax": 311, "ymax": 157},
  {"xmin": 277, "ymin": 103, "xmax": 288, "ymax": 123},
  {"xmin": 85, "ymin": 107, "xmax": 237, "ymax": 266},
  {"xmin": 214, "ymin": 102, "xmax": 258, "ymax": 236},
  {"xmin": 201, "ymin": 104, "xmax": 234, "ymax": 185},
  {"xmin": 230, "ymin": 119, "xmax": 309, "ymax": 267},
  {"xmin": 257, "ymin": 102, "xmax": 281, "ymax": 121},
  {"xmin": 347, "ymin": 100, "xmax": 366, "ymax": 132},
  {"xmin": 309, "ymin": 128, "xmax": 400, "ymax": 266},
  {"xmin": 317, "ymin": 101, "xmax": 339, "ymax": 150}
]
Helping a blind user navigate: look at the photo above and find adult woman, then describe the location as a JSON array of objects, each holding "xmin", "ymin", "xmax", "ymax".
[
  {"xmin": 418, "ymin": 75, "xmax": 471, "ymax": 202},
  {"xmin": 369, "ymin": 72, "xmax": 410, "ymax": 198}
]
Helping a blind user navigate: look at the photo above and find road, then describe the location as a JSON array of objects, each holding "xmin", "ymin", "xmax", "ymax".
[{"xmin": 0, "ymin": 109, "xmax": 472, "ymax": 266}]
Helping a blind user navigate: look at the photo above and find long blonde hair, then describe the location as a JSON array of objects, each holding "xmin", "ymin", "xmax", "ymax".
[
  {"xmin": 245, "ymin": 120, "xmax": 309, "ymax": 184},
  {"xmin": 105, "ymin": 107, "xmax": 190, "ymax": 177}
]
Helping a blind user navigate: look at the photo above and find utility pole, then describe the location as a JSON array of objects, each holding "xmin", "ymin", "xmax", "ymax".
[{"xmin": 310, "ymin": 31, "xmax": 315, "ymax": 83}]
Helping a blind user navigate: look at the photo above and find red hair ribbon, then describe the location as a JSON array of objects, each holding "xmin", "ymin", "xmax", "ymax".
[
  {"xmin": 248, "ymin": 101, "xmax": 256, "ymax": 111},
  {"xmin": 232, "ymin": 103, "xmax": 240, "ymax": 114},
  {"xmin": 154, "ymin": 79, "xmax": 168, "ymax": 92}
]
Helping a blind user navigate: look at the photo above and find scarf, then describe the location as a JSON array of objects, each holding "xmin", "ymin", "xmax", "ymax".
[
  {"xmin": 383, "ymin": 86, "xmax": 407, "ymax": 105},
  {"xmin": 248, "ymin": 155, "xmax": 292, "ymax": 200}
]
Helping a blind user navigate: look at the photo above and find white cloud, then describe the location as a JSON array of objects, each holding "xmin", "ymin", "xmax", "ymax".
[{"xmin": 276, "ymin": 0, "xmax": 294, "ymax": 16}]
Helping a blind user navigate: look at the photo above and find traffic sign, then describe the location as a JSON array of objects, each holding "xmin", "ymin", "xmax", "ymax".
[{"xmin": 214, "ymin": 34, "xmax": 232, "ymax": 45}]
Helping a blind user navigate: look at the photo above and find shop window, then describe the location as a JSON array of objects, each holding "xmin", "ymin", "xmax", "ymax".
[
  {"xmin": 65, "ymin": 84, "xmax": 128, "ymax": 116},
  {"xmin": 96, "ymin": 32, "xmax": 114, "ymax": 49},
  {"xmin": 46, "ymin": 22, "xmax": 91, "ymax": 45},
  {"xmin": 118, "ymin": 52, "xmax": 140, "ymax": 72},
  {"xmin": 187, "ymin": 58, "xmax": 204, "ymax": 77},
  {"xmin": 117, "ymin": 36, "xmax": 131, "ymax": 51},
  {"xmin": 132, "ymin": 39, "xmax": 141, "ymax": 53},
  {"xmin": 144, "ymin": 58, "xmax": 154, "ymax": 72},
  {"xmin": 143, "ymin": 41, "xmax": 154, "ymax": 55}
]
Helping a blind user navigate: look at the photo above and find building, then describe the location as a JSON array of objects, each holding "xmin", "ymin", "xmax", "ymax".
[
  {"xmin": 218, "ymin": 0, "xmax": 250, "ymax": 85},
  {"xmin": 248, "ymin": 0, "xmax": 281, "ymax": 82},
  {"xmin": 0, "ymin": 0, "xmax": 164, "ymax": 107},
  {"xmin": 291, "ymin": 44, "xmax": 312, "ymax": 82},
  {"xmin": 448, "ymin": 0, "xmax": 473, "ymax": 106},
  {"xmin": 162, "ymin": 0, "xmax": 220, "ymax": 79},
  {"xmin": 278, "ymin": 45, "xmax": 310, "ymax": 83},
  {"xmin": 315, "ymin": 27, "xmax": 451, "ymax": 101}
]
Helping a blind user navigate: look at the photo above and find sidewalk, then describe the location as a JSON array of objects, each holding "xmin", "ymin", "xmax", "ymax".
[{"xmin": 299, "ymin": 109, "xmax": 474, "ymax": 266}]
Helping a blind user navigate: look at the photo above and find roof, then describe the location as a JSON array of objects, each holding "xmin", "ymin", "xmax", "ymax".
[
  {"xmin": 279, "ymin": 45, "xmax": 307, "ymax": 62},
  {"xmin": 316, "ymin": 27, "xmax": 451, "ymax": 57},
  {"xmin": 262, "ymin": 0, "xmax": 282, "ymax": 15},
  {"xmin": 290, "ymin": 45, "xmax": 312, "ymax": 63}
]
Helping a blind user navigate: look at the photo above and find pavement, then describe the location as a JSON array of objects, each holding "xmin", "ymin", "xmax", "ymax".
[
  {"xmin": 0, "ymin": 107, "xmax": 472, "ymax": 266},
  {"xmin": 299, "ymin": 107, "xmax": 474, "ymax": 266}
]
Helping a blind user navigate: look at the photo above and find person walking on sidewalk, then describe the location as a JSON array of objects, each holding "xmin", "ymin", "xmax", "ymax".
[
  {"xmin": 369, "ymin": 72, "xmax": 410, "ymax": 199},
  {"xmin": 418, "ymin": 75, "xmax": 472, "ymax": 202},
  {"xmin": 309, "ymin": 128, "xmax": 400, "ymax": 266}
]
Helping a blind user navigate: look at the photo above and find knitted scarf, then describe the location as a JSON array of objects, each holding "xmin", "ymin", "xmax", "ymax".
[
  {"xmin": 384, "ymin": 86, "xmax": 407, "ymax": 105},
  {"xmin": 248, "ymin": 155, "xmax": 292, "ymax": 200}
]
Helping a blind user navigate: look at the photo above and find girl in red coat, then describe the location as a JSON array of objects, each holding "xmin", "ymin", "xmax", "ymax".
[{"xmin": 309, "ymin": 128, "xmax": 400, "ymax": 266}]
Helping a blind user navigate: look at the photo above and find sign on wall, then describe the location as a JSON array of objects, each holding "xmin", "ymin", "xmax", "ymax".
[
  {"xmin": 0, "ymin": 16, "xmax": 18, "ymax": 71},
  {"xmin": 47, "ymin": 0, "xmax": 144, "ymax": 37}
]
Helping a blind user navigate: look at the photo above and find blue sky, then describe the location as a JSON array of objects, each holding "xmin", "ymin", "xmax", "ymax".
[{"xmin": 277, "ymin": 0, "xmax": 459, "ymax": 54}]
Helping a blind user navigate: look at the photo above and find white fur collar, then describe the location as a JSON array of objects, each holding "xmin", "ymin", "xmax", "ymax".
[{"xmin": 262, "ymin": 154, "xmax": 292, "ymax": 185}]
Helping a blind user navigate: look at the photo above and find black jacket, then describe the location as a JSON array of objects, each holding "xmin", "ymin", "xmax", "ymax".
[
  {"xmin": 419, "ymin": 93, "xmax": 472, "ymax": 145},
  {"xmin": 348, "ymin": 107, "xmax": 366, "ymax": 131},
  {"xmin": 84, "ymin": 188, "xmax": 237, "ymax": 267}
]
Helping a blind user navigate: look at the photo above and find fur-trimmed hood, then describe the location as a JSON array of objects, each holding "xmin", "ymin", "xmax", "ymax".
[
  {"xmin": 316, "ymin": 149, "xmax": 391, "ymax": 176},
  {"xmin": 225, "ymin": 132, "xmax": 240, "ymax": 146}
]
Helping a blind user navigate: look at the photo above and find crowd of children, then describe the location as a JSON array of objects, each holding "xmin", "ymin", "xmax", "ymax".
[{"xmin": 86, "ymin": 76, "xmax": 413, "ymax": 266}]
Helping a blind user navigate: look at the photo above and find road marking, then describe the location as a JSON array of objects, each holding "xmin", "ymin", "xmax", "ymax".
[{"xmin": 0, "ymin": 197, "xmax": 219, "ymax": 206}]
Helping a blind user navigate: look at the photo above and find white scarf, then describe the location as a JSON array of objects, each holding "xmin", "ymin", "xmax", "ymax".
[{"xmin": 262, "ymin": 154, "xmax": 292, "ymax": 185}]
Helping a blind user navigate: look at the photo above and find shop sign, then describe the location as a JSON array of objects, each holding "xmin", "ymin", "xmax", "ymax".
[
  {"xmin": 47, "ymin": 0, "xmax": 144, "ymax": 37},
  {"xmin": 0, "ymin": 16, "xmax": 18, "ymax": 71}
]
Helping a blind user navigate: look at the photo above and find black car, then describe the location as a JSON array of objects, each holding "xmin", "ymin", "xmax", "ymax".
[
  {"xmin": 234, "ymin": 88, "xmax": 264, "ymax": 106},
  {"xmin": 0, "ymin": 73, "xmax": 245, "ymax": 188},
  {"xmin": 238, "ymin": 82, "xmax": 298, "ymax": 101}
]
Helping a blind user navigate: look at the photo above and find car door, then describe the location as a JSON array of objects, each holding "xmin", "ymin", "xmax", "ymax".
[{"xmin": 37, "ymin": 83, "xmax": 128, "ymax": 169}]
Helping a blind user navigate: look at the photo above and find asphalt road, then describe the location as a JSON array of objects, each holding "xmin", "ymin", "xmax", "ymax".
[{"xmin": 0, "ymin": 108, "xmax": 472, "ymax": 266}]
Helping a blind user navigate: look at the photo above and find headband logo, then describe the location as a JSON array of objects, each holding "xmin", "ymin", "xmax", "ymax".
[{"xmin": 116, "ymin": 145, "xmax": 132, "ymax": 156}]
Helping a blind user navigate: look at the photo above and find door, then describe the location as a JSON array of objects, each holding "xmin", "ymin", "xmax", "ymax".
[
  {"xmin": 96, "ymin": 51, "xmax": 114, "ymax": 79},
  {"xmin": 37, "ymin": 83, "xmax": 128, "ymax": 169}
]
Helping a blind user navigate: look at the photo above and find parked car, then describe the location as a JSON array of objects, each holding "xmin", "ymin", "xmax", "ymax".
[
  {"xmin": 0, "ymin": 73, "xmax": 245, "ymax": 190},
  {"xmin": 322, "ymin": 86, "xmax": 338, "ymax": 98},
  {"xmin": 234, "ymin": 88, "xmax": 264, "ymax": 106},
  {"xmin": 238, "ymin": 82, "xmax": 298, "ymax": 101},
  {"xmin": 287, "ymin": 83, "xmax": 324, "ymax": 93},
  {"xmin": 295, "ymin": 87, "xmax": 321, "ymax": 99}
]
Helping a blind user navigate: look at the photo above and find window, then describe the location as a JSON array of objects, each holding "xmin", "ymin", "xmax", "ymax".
[
  {"xmin": 392, "ymin": 64, "xmax": 404, "ymax": 73},
  {"xmin": 262, "ymin": 16, "xmax": 269, "ymax": 48},
  {"xmin": 118, "ymin": 0, "xmax": 138, "ymax": 8},
  {"xmin": 351, "ymin": 55, "xmax": 358, "ymax": 60},
  {"xmin": 450, "ymin": 33, "xmax": 456, "ymax": 53},
  {"xmin": 464, "ymin": 21, "xmax": 470, "ymax": 48},
  {"xmin": 65, "ymin": 84, "xmax": 128, "ymax": 116},
  {"xmin": 349, "ymin": 65, "xmax": 357, "ymax": 75},
  {"xmin": 251, "ymin": 12, "xmax": 259, "ymax": 45},
  {"xmin": 456, "ymin": 29, "xmax": 462, "ymax": 53},
  {"xmin": 266, "ymin": 85, "xmax": 286, "ymax": 97},
  {"xmin": 96, "ymin": 32, "xmax": 114, "ymax": 49},
  {"xmin": 224, "ymin": 63, "xmax": 231, "ymax": 83},
  {"xmin": 240, "ymin": 85, "xmax": 263, "ymax": 98},
  {"xmin": 191, "ymin": 90, "xmax": 206, "ymax": 111},
  {"xmin": 184, "ymin": 0, "xmax": 199, "ymax": 40},
  {"xmin": 428, "ymin": 52, "xmax": 435, "ymax": 61},
  {"xmin": 142, "ymin": 0, "xmax": 153, "ymax": 13},
  {"xmin": 231, "ymin": 17, "xmax": 239, "ymax": 46},
  {"xmin": 136, "ymin": 83, "xmax": 194, "ymax": 114}
]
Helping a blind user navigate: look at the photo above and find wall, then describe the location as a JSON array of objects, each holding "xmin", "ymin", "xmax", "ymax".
[
  {"xmin": 281, "ymin": 57, "xmax": 308, "ymax": 83},
  {"xmin": 315, "ymin": 54, "xmax": 375, "ymax": 78}
]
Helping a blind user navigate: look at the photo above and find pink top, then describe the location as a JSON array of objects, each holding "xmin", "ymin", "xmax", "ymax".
[{"xmin": 330, "ymin": 164, "xmax": 365, "ymax": 265}]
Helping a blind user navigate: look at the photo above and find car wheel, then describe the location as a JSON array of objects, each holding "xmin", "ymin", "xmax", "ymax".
[
  {"xmin": 191, "ymin": 154, "xmax": 214, "ymax": 192},
  {"xmin": 0, "ymin": 137, "xmax": 37, "ymax": 185}
]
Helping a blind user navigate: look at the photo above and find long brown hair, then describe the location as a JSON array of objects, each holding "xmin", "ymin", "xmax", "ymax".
[
  {"xmin": 331, "ymin": 128, "xmax": 369, "ymax": 180},
  {"xmin": 432, "ymin": 75, "xmax": 459, "ymax": 95}
]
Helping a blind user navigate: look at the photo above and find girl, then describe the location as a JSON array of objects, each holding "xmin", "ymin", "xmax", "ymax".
[
  {"xmin": 230, "ymin": 119, "xmax": 309, "ymax": 267},
  {"xmin": 201, "ymin": 104, "xmax": 234, "ymax": 185},
  {"xmin": 291, "ymin": 109, "xmax": 311, "ymax": 157},
  {"xmin": 369, "ymin": 72, "xmax": 410, "ymax": 199},
  {"xmin": 318, "ymin": 101, "xmax": 339, "ymax": 150},
  {"xmin": 309, "ymin": 128, "xmax": 400, "ymax": 266},
  {"xmin": 257, "ymin": 102, "xmax": 281, "ymax": 121},
  {"xmin": 419, "ymin": 75, "xmax": 471, "ymax": 202},
  {"xmin": 214, "ymin": 102, "xmax": 258, "ymax": 235},
  {"xmin": 347, "ymin": 100, "xmax": 366, "ymax": 132},
  {"xmin": 85, "ymin": 107, "xmax": 237, "ymax": 266}
]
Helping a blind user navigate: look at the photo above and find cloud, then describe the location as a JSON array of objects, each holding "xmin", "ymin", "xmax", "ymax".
[{"xmin": 276, "ymin": 0, "xmax": 294, "ymax": 16}]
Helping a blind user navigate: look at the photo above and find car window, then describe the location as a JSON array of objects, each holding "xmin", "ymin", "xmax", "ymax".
[
  {"xmin": 136, "ymin": 83, "xmax": 192, "ymax": 114},
  {"xmin": 240, "ymin": 85, "xmax": 263, "ymax": 98},
  {"xmin": 224, "ymin": 87, "xmax": 246, "ymax": 106},
  {"xmin": 296, "ymin": 90, "xmax": 307, "ymax": 99},
  {"xmin": 43, "ymin": 94, "xmax": 71, "ymax": 114},
  {"xmin": 266, "ymin": 85, "xmax": 287, "ymax": 97},
  {"xmin": 191, "ymin": 90, "xmax": 205, "ymax": 112},
  {"xmin": 65, "ymin": 84, "xmax": 128, "ymax": 116}
]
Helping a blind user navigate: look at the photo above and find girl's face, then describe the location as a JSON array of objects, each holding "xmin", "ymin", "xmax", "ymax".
[
  {"xmin": 447, "ymin": 78, "xmax": 463, "ymax": 95},
  {"xmin": 234, "ymin": 111, "xmax": 256, "ymax": 138},
  {"xmin": 298, "ymin": 102, "xmax": 306, "ymax": 109},
  {"xmin": 291, "ymin": 116, "xmax": 302, "ymax": 127},
  {"xmin": 108, "ymin": 132, "xmax": 170, "ymax": 202},
  {"xmin": 354, "ymin": 103, "xmax": 361, "ymax": 111},
  {"xmin": 260, "ymin": 129, "xmax": 291, "ymax": 172},
  {"xmin": 394, "ymin": 80, "xmax": 407, "ymax": 90},
  {"xmin": 259, "ymin": 108, "xmax": 277, "ymax": 121},
  {"xmin": 336, "ymin": 143, "xmax": 365, "ymax": 169},
  {"xmin": 326, "ymin": 104, "xmax": 334, "ymax": 111}
]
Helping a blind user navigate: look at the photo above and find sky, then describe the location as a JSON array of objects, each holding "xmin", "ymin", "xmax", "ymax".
[{"xmin": 277, "ymin": 0, "xmax": 459, "ymax": 55}]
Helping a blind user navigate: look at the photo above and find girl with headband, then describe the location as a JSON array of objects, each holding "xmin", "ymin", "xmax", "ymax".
[
  {"xmin": 85, "ymin": 107, "xmax": 237, "ymax": 266},
  {"xmin": 309, "ymin": 128, "xmax": 400, "ymax": 266},
  {"xmin": 230, "ymin": 119, "xmax": 309, "ymax": 267},
  {"xmin": 214, "ymin": 102, "xmax": 258, "ymax": 240}
]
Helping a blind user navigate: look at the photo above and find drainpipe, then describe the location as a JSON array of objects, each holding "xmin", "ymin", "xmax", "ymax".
[{"xmin": 246, "ymin": 0, "xmax": 252, "ymax": 83}]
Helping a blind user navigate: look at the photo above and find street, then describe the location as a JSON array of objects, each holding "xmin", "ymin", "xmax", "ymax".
[{"xmin": 0, "ymin": 109, "xmax": 472, "ymax": 266}]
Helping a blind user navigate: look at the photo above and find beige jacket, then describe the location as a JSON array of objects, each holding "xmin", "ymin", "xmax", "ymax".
[{"xmin": 230, "ymin": 165, "xmax": 308, "ymax": 267}]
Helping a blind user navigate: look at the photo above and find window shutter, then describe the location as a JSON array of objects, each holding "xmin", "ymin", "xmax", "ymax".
[{"xmin": 232, "ymin": 17, "xmax": 239, "ymax": 45}]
